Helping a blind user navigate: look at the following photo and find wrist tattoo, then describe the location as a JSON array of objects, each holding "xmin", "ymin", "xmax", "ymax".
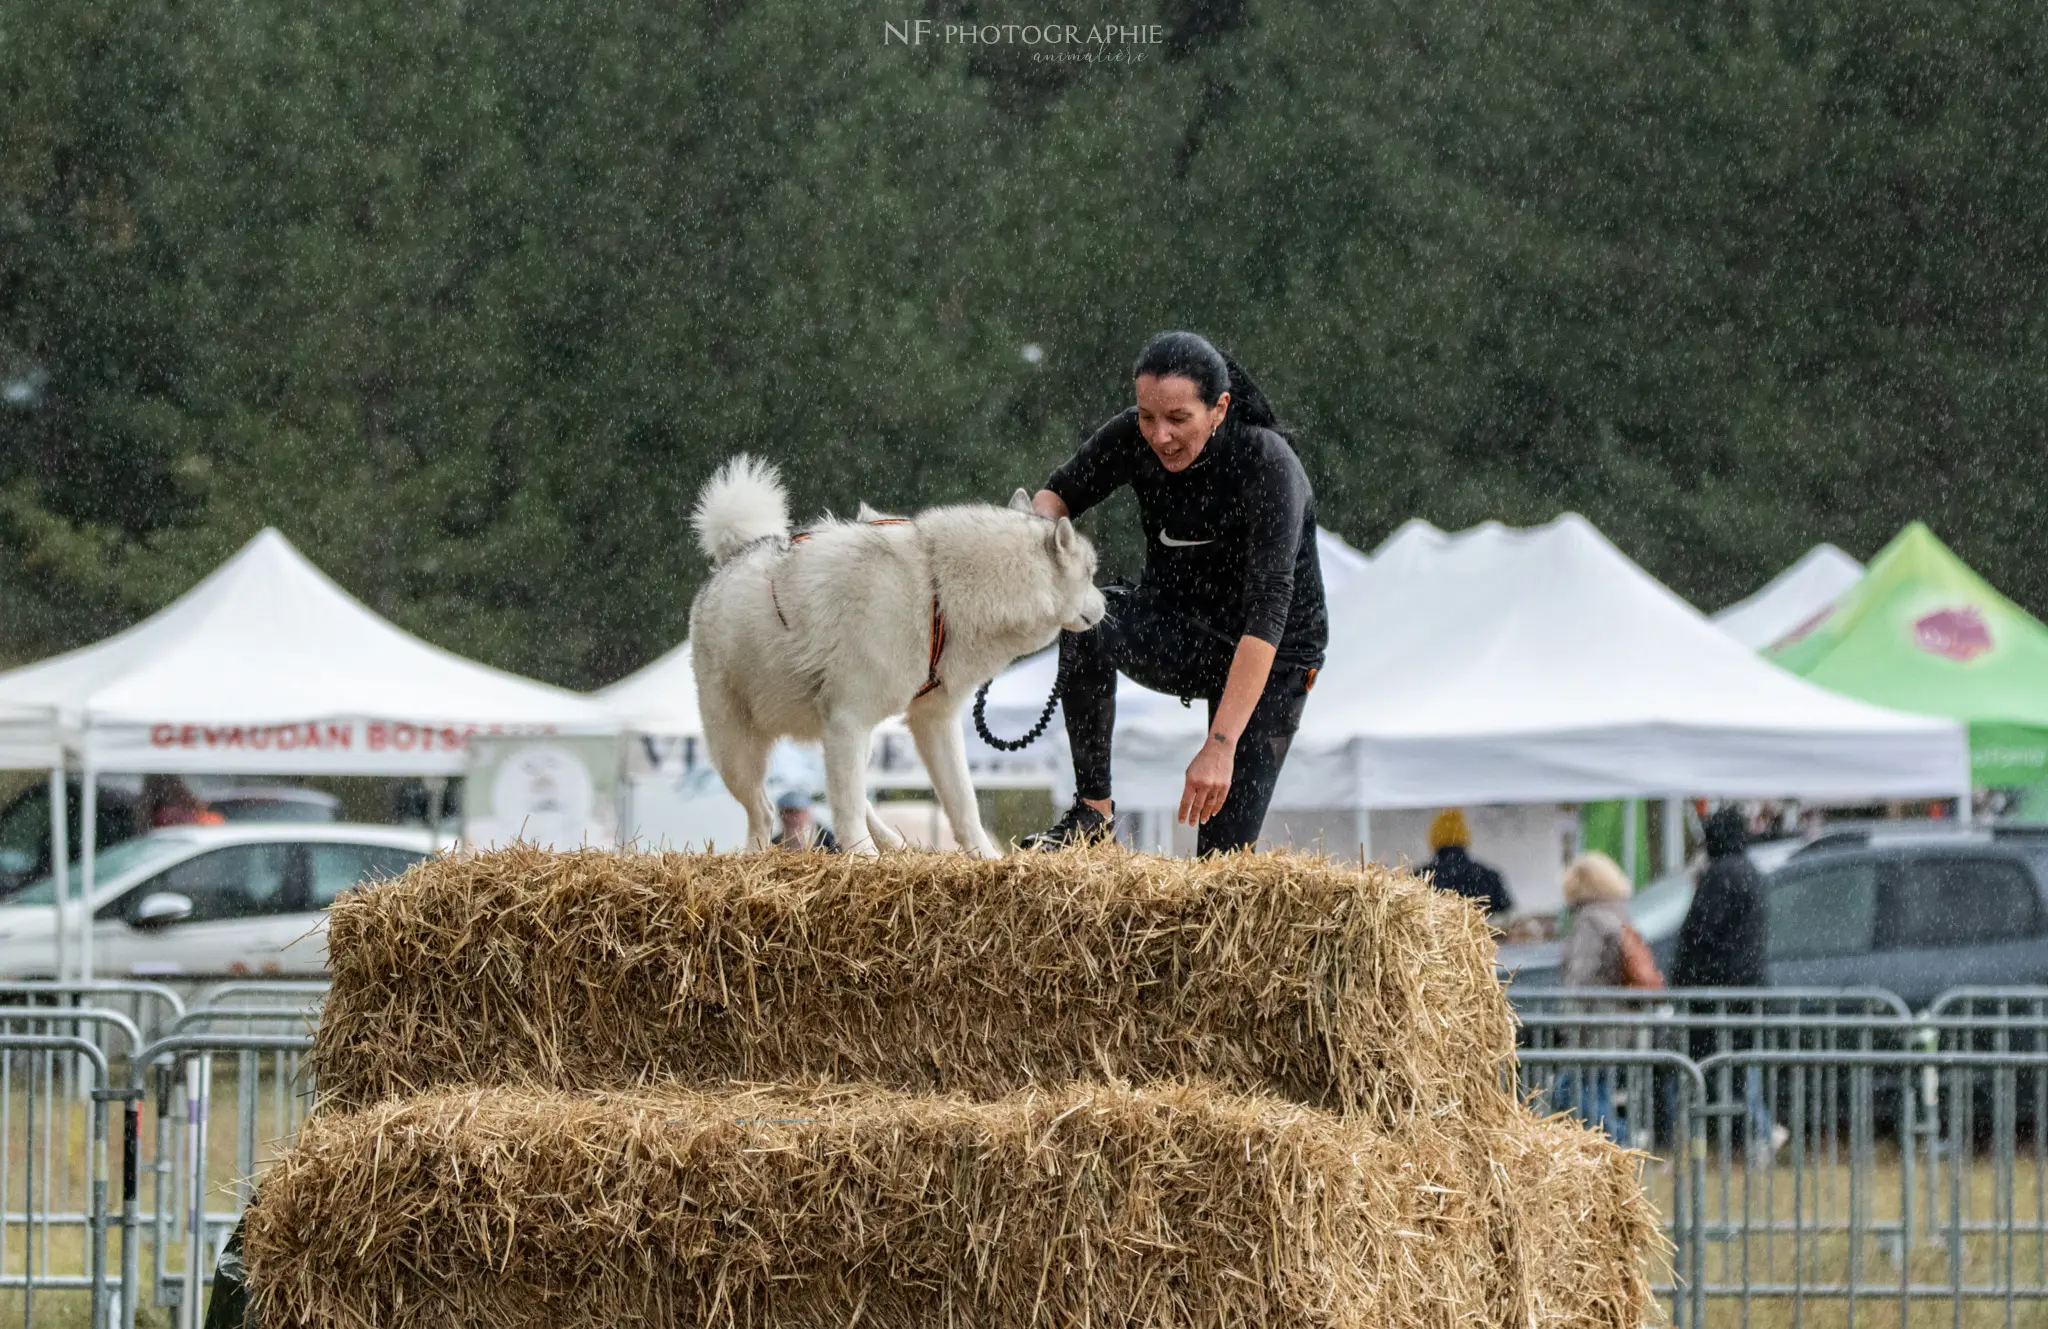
[{"xmin": 1211, "ymin": 730, "xmax": 1233, "ymax": 746}]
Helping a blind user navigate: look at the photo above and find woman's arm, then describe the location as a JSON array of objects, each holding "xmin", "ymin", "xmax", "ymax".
[
  {"xmin": 1239, "ymin": 444, "xmax": 1310, "ymax": 647},
  {"xmin": 1040, "ymin": 408, "xmax": 1140, "ymax": 521},
  {"xmin": 1179, "ymin": 634, "xmax": 1277, "ymax": 826}
]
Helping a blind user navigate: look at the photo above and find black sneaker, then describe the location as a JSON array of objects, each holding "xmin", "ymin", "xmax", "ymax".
[{"xmin": 1018, "ymin": 800, "xmax": 1116, "ymax": 850}]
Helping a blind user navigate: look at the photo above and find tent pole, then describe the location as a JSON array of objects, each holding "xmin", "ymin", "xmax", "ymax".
[
  {"xmin": 1662, "ymin": 797, "xmax": 1683, "ymax": 874},
  {"xmin": 78, "ymin": 762, "xmax": 95, "ymax": 990},
  {"xmin": 48, "ymin": 768, "xmax": 68, "ymax": 983},
  {"xmin": 1620, "ymin": 798, "xmax": 1638, "ymax": 884},
  {"xmin": 1351, "ymin": 741, "xmax": 1372, "ymax": 864},
  {"xmin": 614, "ymin": 739, "xmax": 632, "ymax": 851}
]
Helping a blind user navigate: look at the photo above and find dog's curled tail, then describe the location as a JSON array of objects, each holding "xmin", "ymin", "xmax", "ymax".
[{"xmin": 692, "ymin": 455, "xmax": 790, "ymax": 565}]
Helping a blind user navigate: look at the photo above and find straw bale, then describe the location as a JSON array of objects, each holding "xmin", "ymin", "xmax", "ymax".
[
  {"xmin": 243, "ymin": 1080, "xmax": 1654, "ymax": 1329},
  {"xmin": 314, "ymin": 846, "xmax": 1513, "ymax": 1122},
  {"xmin": 1495, "ymin": 1114, "xmax": 1662, "ymax": 1329}
]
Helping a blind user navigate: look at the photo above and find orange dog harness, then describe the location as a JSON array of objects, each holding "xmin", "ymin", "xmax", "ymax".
[{"xmin": 771, "ymin": 518, "xmax": 946, "ymax": 701}]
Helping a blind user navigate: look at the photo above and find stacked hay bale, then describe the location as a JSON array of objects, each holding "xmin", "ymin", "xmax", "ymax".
[{"xmin": 245, "ymin": 847, "xmax": 1658, "ymax": 1328}]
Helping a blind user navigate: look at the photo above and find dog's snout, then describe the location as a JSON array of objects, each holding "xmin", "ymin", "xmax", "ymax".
[{"xmin": 1064, "ymin": 587, "xmax": 1108, "ymax": 633}]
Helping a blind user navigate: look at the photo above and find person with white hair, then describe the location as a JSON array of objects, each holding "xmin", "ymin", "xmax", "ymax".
[
  {"xmin": 1559, "ymin": 850, "xmax": 1639, "ymax": 989},
  {"xmin": 1552, "ymin": 851, "xmax": 1656, "ymax": 1143}
]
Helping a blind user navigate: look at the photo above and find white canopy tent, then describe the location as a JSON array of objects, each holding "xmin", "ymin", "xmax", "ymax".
[
  {"xmin": 1111, "ymin": 514, "xmax": 1969, "ymax": 858},
  {"xmin": 0, "ymin": 528, "xmax": 612, "ymax": 771},
  {"xmin": 0, "ymin": 701, "xmax": 54, "ymax": 770},
  {"xmin": 1712, "ymin": 543, "xmax": 1865, "ymax": 650},
  {"xmin": 0, "ymin": 527, "xmax": 616, "ymax": 982}
]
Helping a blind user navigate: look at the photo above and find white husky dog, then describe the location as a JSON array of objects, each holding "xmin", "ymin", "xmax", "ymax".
[{"xmin": 689, "ymin": 456, "xmax": 1106, "ymax": 855}]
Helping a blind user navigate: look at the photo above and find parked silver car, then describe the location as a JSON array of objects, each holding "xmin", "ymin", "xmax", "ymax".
[{"xmin": 0, "ymin": 822, "xmax": 432, "ymax": 979}]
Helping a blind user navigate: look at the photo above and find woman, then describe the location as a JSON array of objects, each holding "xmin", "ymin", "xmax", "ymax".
[
  {"xmin": 1020, "ymin": 331, "xmax": 1326, "ymax": 854},
  {"xmin": 1419, "ymin": 807, "xmax": 1514, "ymax": 918},
  {"xmin": 1554, "ymin": 850, "xmax": 1640, "ymax": 1143}
]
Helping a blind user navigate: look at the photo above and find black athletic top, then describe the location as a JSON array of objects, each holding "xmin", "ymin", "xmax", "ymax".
[{"xmin": 1046, "ymin": 407, "xmax": 1328, "ymax": 668}]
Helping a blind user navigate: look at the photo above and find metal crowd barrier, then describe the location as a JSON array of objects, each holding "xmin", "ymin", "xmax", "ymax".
[
  {"xmin": 1684, "ymin": 1048, "xmax": 2048, "ymax": 1326},
  {"xmin": 1514, "ymin": 986, "xmax": 1915, "ymax": 1021},
  {"xmin": 0, "ymin": 983, "xmax": 324, "ymax": 1326},
  {"xmin": 0, "ymin": 1033, "xmax": 134, "ymax": 1328},
  {"xmin": 123, "ymin": 1032, "xmax": 316, "ymax": 1329},
  {"xmin": 0, "ymin": 983, "xmax": 186, "ymax": 1060},
  {"xmin": 1930, "ymin": 987, "xmax": 2048, "ymax": 1021},
  {"xmin": 186, "ymin": 981, "xmax": 330, "ymax": 1014},
  {"xmin": 1516, "ymin": 989, "xmax": 2048, "ymax": 1327}
]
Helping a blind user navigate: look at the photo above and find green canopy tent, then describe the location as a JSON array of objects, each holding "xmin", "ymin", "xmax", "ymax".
[{"xmin": 1768, "ymin": 522, "xmax": 2048, "ymax": 790}]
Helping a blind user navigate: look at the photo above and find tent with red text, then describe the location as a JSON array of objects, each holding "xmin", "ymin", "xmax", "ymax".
[{"xmin": 0, "ymin": 528, "xmax": 614, "ymax": 776}]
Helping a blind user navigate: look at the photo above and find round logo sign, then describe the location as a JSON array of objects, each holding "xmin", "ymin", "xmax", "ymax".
[
  {"xmin": 489, "ymin": 744, "xmax": 597, "ymax": 849},
  {"xmin": 1913, "ymin": 606, "xmax": 1994, "ymax": 662}
]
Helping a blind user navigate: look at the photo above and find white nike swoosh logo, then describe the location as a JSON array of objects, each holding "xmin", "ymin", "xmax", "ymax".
[{"xmin": 1158, "ymin": 532, "xmax": 1214, "ymax": 547}]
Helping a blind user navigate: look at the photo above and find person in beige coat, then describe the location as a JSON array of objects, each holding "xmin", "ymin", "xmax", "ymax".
[
  {"xmin": 1553, "ymin": 851, "xmax": 1637, "ymax": 1142},
  {"xmin": 1560, "ymin": 850, "xmax": 1635, "ymax": 989}
]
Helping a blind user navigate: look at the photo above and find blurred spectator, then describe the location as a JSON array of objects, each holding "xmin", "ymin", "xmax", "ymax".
[
  {"xmin": 140, "ymin": 775, "xmax": 223, "ymax": 830},
  {"xmin": 1671, "ymin": 805, "xmax": 1783, "ymax": 1161},
  {"xmin": 1554, "ymin": 850, "xmax": 1645, "ymax": 1143},
  {"xmin": 1560, "ymin": 850, "xmax": 1641, "ymax": 989},
  {"xmin": 393, "ymin": 778, "xmax": 459, "ymax": 828},
  {"xmin": 1670, "ymin": 807, "xmax": 1766, "ymax": 993},
  {"xmin": 392, "ymin": 779, "xmax": 432, "ymax": 825},
  {"xmin": 1420, "ymin": 808, "xmax": 1512, "ymax": 917},
  {"xmin": 771, "ymin": 790, "xmax": 838, "ymax": 852}
]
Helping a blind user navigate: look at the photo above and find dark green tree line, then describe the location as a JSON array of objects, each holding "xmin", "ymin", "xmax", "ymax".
[{"xmin": 3, "ymin": 0, "xmax": 2044, "ymax": 686}]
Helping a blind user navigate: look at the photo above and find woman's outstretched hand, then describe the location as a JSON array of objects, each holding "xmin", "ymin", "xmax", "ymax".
[{"xmin": 1180, "ymin": 736, "xmax": 1234, "ymax": 825}]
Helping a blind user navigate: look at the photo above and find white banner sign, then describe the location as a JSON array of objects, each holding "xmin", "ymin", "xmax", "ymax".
[{"xmin": 82, "ymin": 717, "xmax": 602, "ymax": 776}]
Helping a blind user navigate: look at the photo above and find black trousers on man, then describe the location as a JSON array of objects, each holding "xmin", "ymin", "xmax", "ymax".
[{"xmin": 1060, "ymin": 584, "xmax": 1313, "ymax": 855}]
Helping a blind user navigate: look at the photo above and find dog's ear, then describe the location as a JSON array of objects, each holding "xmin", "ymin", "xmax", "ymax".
[
  {"xmin": 1008, "ymin": 488, "xmax": 1033, "ymax": 514},
  {"xmin": 1051, "ymin": 516, "xmax": 1076, "ymax": 554}
]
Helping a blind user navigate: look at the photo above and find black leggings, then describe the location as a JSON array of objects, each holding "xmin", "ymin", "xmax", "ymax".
[{"xmin": 1060, "ymin": 584, "xmax": 1313, "ymax": 855}]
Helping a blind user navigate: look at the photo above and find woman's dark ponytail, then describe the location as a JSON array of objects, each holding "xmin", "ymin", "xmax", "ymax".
[
  {"xmin": 1133, "ymin": 331, "xmax": 1292, "ymax": 447},
  {"xmin": 1218, "ymin": 353, "xmax": 1280, "ymax": 433}
]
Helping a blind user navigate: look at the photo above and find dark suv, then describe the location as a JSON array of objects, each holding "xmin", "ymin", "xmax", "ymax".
[{"xmin": 1765, "ymin": 826, "xmax": 2048, "ymax": 1008}]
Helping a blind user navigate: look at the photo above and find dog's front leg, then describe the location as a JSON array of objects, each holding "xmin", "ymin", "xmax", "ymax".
[
  {"xmin": 821, "ymin": 718, "xmax": 881, "ymax": 855},
  {"xmin": 909, "ymin": 701, "xmax": 1000, "ymax": 857}
]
